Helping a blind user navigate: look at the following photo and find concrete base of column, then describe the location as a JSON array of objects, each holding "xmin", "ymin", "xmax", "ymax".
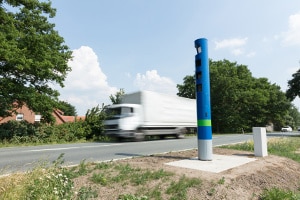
[{"xmin": 198, "ymin": 139, "xmax": 213, "ymax": 161}]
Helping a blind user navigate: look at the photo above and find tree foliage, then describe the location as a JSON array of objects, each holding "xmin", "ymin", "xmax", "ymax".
[
  {"xmin": 286, "ymin": 69, "xmax": 300, "ymax": 101},
  {"xmin": 177, "ymin": 59, "xmax": 292, "ymax": 133},
  {"xmin": 177, "ymin": 75, "xmax": 195, "ymax": 99},
  {"xmin": 57, "ymin": 101, "xmax": 77, "ymax": 116},
  {"xmin": 84, "ymin": 104, "xmax": 107, "ymax": 139},
  {"xmin": 0, "ymin": 0, "xmax": 72, "ymax": 122},
  {"xmin": 109, "ymin": 88, "xmax": 125, "ymax": 104}
]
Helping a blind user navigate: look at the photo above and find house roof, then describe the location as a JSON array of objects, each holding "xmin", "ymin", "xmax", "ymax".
[
  {"xmin": 53, "ymin": 109, "xmax": 85, "ymax": 123},
  {"xmin": 61, "ymin": 116, "xmax": 75, "ymax": 122}
]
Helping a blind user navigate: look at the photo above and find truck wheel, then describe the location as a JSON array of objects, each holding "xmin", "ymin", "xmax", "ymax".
[
  {"xmin": 134, "ymin": 132, "xmax": 145, "ymax": 142},
  {"xmin": 175, "ymin": 128, "xmax": 187, "ymax": 139}
]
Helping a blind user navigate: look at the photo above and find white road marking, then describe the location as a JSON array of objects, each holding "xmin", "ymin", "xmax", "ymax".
[
  {"xmin": 28, "ymin": 147, "xmax": 80, "ymax": 152},
  {"xmin": 25, "ymin": 144, "xmax": 122, "ymax": 152}
]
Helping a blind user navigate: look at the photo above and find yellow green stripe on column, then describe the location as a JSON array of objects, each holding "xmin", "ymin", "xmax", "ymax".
[{"xmin": 197, "ymin": 119, "xmax": 211, "ymax": 126}]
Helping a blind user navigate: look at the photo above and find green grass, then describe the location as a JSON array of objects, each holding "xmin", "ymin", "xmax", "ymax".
[
  {"xmin": 267, "ymin": 137, "xmax": 300, "ymax": 162},
  {"xmin": 260, "ymin": 187, "xmax": 300, "ymax": 200},
  {"xmin": 221, "ymin": 137, "xmax": 300, "ymax": 163},
  {"xmin": 118, "ymin": 194, "xmax": 149, "ymax": 200},
  {"xmin": 91, "ymin": 163, "xmax": 173, "ymax": 187},
  {"xmin": 94, "ymin": 162, "xmax": 112, "ymax": 170},
  {"xmin": 76, "ymin": 186, "xmax": 98, "ymax": 200},
  {"xmin": 166, "ymin": 175, "xmax": 202, "ymax": 200},
  {"xmin": 0, "ymin": 157, "xmax": 195, "ymax": 199},
  {"xmin": 144, "ymin": 185, "xmax": 163, "ymax": 200},
  {"xmin": 0, "ymin": 154, "xmax": 96, "ymax": 200},
  {"xmin": 0, "ymin": 157, "xmax": 74, "ymax": 200},
  {"xmin": 217, "ymin": 176, "xmax": 225, "ymax": 185},
  {"xmin": 91, "ymin": 172, "xmax": 108, "ymax": 185},
  {"xmin": 220, "ymin": 140, "xmax": 255, "ymax": 151}
]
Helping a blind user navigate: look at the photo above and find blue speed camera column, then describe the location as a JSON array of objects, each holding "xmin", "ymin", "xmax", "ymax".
[{"xmin": 194, "ymin": 38, "xmax": 213, "ymax": 161}]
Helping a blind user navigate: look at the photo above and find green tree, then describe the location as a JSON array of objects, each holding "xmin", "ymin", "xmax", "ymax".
[
  {"xmin": 177, "ymin": 59, "xmax": 291, "ymax": 133},
  {"xmin": 262, "ymin": 81, "xmax": 291, "ymax": 130},
  {"xmin": 177, "ymin": 75, "xmax": 195, "ymax": 99},
  {"xmin": 286, "ymin": 69, "xmax": 300, "ymax": 101},
  {"xmin": 84, "ymin": 104, "xmax": 107, "ymax": 140},
  {"xmin": 109, "ymin": 88, "xmax": 125, "ymax": 104},
  {"xmin": 0, "ymin": 0, "xmax": 72, "ymax": 122},
  {"xmin": 209, "ymin": 60, "xmax": 257, "ymax": 132},
  {"xmin": 285, "ymin": 104, "xmax": 300, "ymax": 129},
  {"xmin": 57, "ymin": 101, "xmax": 77, "ymax": 116}
]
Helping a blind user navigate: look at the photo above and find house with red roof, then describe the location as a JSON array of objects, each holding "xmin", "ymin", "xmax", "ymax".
[{"xmin": 0, "ymin": 104, "xmax": 84, "ymax": 124}]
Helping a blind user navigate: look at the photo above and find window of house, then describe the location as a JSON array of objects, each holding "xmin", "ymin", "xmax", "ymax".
[
  {"xmin": 35, "ymin": 115, "xmax": 41, "ymax": 122},
  {"xmin": 16, "ymin": 113, "xmax": 24, "ymax": 121}
]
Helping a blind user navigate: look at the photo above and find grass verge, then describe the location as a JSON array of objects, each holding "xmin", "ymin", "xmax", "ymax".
[
  {"xmin": 0, "ymin": 155, "xmax": 199, "ymax": 199},
  {"xmin": 221, "ymin": 137, "xmax": 300, "ymax": 163},
  {"xmin": 1, "ymin": 136, "xmax": 300, "ymax": 199}
]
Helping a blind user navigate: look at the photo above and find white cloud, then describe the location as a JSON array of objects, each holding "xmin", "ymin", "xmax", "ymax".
[
  {"xmin": 214, "ymin": 37, "xmax": 248, "ymax": 50},
  {"xmin": 282, "ymin": 12, "xmax": 300, "ymax": 46},
  {"xmin": 214, "ymin": 37, "xmax": 249, "ymax": 56},
  {"xmin": 58, "ymin": 46, "xmax": 117, "ymax": 115},
  {"xmin": 134, "ymin": 70, "xmax": 177, "ymax": 95}
]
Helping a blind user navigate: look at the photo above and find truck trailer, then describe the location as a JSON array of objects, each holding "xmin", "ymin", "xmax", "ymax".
[{"xmin": 104, "ymin": 90, "xmax": 197, "ymax": 140}]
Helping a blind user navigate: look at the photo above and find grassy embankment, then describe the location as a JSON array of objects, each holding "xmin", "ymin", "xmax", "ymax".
[{"xmin": 0, "ymin": 136, "xmax": 299, "ymax": 200}]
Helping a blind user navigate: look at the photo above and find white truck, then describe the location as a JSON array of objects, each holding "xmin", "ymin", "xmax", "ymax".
[{"xmin": 104, "ymin": 90, "xmax": 196, "ymax": 140}]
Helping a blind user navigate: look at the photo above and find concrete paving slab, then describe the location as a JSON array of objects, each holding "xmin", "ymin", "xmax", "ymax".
[{"xmin": 165, "ymin": 154, "xmax": 256, "ymax": 173}]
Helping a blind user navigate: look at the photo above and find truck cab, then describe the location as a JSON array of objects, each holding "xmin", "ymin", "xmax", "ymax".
[{"xmin": 104, "ymin": 104, "xmax": 142, "ymax": 139}]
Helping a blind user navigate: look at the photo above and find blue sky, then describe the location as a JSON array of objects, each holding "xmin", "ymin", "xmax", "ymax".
[{"xmin": 49, "ymin": 0, "xmax": 300, "ymax": 115}]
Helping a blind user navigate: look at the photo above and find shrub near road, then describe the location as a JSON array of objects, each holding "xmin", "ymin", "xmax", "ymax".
[
  {"xmin": 0, "ymin": 121, "xmax": 88, "ymax": 146},
  {"xmin": 0, "ymin": 103, "xmax": 110, "ymax": 147}
]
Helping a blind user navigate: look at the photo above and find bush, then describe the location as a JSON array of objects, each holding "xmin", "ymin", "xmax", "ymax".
[
  {"xmin": 0, "ymin": 120, "xmax": 89, "ymax": 145},
  {"xmin": 84, "ymin": 104, "xmax": 107, "ymax": 140},
  {"xmin": 0, "ymin": 121, "xmax": 38, "ymax": 141},
  {"xmin": 0, "ymin": 106, "xmax": 108, "ymax": 144},
  {"xmin": 36, "ymin": 121, "xmax": 88, "ymax": 143}
]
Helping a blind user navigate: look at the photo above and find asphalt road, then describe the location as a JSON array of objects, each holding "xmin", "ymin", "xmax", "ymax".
[{"xmin": 0, "ymin": 132, "xmax": 298, "ymax": 174}]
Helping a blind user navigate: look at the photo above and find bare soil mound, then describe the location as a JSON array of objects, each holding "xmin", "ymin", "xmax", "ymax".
[{"xmin": 74, "ymin": 148, "xmax": 300, "ymax": 199}]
